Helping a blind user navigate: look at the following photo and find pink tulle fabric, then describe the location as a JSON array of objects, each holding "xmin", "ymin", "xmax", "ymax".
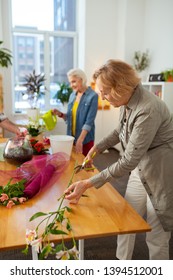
[{"xmin": 0, "ymin": 152, "xmax": 69, "ymax": 199}]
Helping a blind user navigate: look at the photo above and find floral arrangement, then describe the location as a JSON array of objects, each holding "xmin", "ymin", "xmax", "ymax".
[
  {"xmin": 22, "ymin": 165, "xmax": 79, "ymax": 260},
  {"xmin": 29, "ymin": 138, "xmax": 49, "ymax": 155},
  {"xmin": 0, "ymin": 153, "xmax": 69, "ymax": 208},
  {"xmin": 27, "ymin": 118, "xmax": 46, "ymax": 137},
  {"xmin": 0, "ymin": 178, "xmax": 27, "ymax": 208}
]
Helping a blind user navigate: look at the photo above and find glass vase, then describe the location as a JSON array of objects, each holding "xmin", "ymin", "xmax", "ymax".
[{"xmin": 3, "ymin": 137, "xmax": 33, "ymax": 165}]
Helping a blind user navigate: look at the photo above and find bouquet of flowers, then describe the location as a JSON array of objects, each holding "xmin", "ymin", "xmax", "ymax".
[
  {"xmin": 0, "ymin": 153, "xmax": 69, "ymax": 206},
  {"xmin": 29, "ymin": 138, "xmax": 49, "ymax": 155},
  {"xmin": 27, "ymin": 118, "xmax": 46, "ymax": 137},
  {"xmin": 0, "ymin": 178, "xmax": 27, "ymax": 208}
]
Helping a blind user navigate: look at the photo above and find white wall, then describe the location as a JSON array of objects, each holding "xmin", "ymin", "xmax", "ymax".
[
  {"xmin": 144, "ymin": 0, "xmax": 173, "ymax": 73},
  {"xmin": 77, "ymin": 0, "xmax": 120, "ymax": 143},
  {"xmin": 78, "ymin": 0, "xmax": 118, "ymax": 81},
  {"xmin": 122, "ymin": 0, "xmax": 173, "ymax": 74}
]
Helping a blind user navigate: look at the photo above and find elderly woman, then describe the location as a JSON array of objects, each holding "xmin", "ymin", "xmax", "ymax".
[
  {"xmin": 53, "ymin": 68, "xmax": 98, "ymax": 156},
  {"xmin": 64, "ymin": 59, "xmax": 173, "ymax": 260}
]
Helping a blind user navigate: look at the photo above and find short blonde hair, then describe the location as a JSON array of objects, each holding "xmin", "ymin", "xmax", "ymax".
[
  {"xmin": 93, "ymin": 59, "xmax": 141, "ymax": 97},
  {"xmin": 67, "ymin": 68, "xmax": 87, "ymax": 87}
]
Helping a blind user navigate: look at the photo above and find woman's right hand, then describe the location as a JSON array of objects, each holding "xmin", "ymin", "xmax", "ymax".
[
  {"xmin": 84, "ymin": 146, "xmax": 98, "ymax": 167},
  {"xmin": 84, "ymin": 146, "xmax": 98, "ymax": 171}
]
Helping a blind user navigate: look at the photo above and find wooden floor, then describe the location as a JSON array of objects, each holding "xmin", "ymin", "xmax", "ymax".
[{"xmin": 0, "ymin": 147, "xmax": 172, "ymax": 260}]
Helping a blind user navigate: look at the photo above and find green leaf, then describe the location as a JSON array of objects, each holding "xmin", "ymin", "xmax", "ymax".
[
  {"xmin": 65, "ymin": 206, "xmax": 72, "ymax": 212},
  {"xmin": 3, "ymin": 185, "xmax": 9, "ymax": 193},
  {"xmin": 0, "ymin": 186, "xmax": 3, "ymax": 194},
  {"xmin": 54, "ymin": 243, "xmax": 64, "ymax": 252},
  {"xmin": 39, "ymin": 244, "xmax": 53, "ymax": 260},
  {"xmin": 45, "ymin": 222, "xmax": 55, "ymax": 232},
  {"xmin": 22, "ymin": 246, "xmax": 29, "ymax": 255},
  {"xmin": 10, "ymin": 190, "xmax": 23, "ymax": 197},
  {"xmin": 29, "ymin": 212, "xmax": 48, "ymax": 221},
  {"xmin": 57, "ymin": 213, "xmax": 64, "ymax": 223},
  {"xmin": 66, "ymin": 221, "xmax": 72, "ymax": 231},
  {"xmin": 49, "ymin": 229, "xmax": 68, "ymax": 235}
]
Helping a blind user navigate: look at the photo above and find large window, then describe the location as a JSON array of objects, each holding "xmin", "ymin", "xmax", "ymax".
[{"xmin": 11, "ymin": 0, "xmax": 77, "ymax": 113}]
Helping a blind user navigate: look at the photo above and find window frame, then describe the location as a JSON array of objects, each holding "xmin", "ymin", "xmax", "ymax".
[{"xmin": 2, "ymin": 0, "xmax": 78, "ymax": 115}]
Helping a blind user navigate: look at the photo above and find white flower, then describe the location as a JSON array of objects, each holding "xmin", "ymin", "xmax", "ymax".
[
  {"xmin": 56, "ymin": 250, "xmax": 70, "ymax": 260},
  {"xmin": 68, "ymin": 246, "xmax": 79, "ymax": 259},
  {"xmin": 56, "ymin": 246, "xmax": 79, "ymax": 260},
  {"xmin": 25, "ymin": 229, "xmax": 37, "ymax": 245}
]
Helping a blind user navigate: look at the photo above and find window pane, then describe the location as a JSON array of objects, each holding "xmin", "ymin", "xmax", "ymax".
[
  {"xmin": 49, "ymin": 36, "xmax": 74, "ymax": 106},
  {"xmin": 51, "ymin": 37, "xmax": 73, "ymax": 82},
  {"xmin": 13, "ymin": 33, "xmax": 45, "ymax": 112},
  {"xmin": 11, "ymin": 0, "xmax": 76, "ymax": 113},
  {"xmin": 12, "ymin": 0, "xmax": 76, "ymax": 32}
]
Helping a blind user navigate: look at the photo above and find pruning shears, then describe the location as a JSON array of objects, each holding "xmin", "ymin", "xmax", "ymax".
[{"xmin": 74, "ymin": 152, "xmax": 96, "ymax": 174}]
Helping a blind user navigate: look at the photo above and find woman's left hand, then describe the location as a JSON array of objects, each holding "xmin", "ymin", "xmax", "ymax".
[
  {"xmin": 64, "ymin": 179, "xmax": 92, "ymax": 204},
  {"xmin": 75, "ymin": 138, "xmax": 83, "ymax": 153}
]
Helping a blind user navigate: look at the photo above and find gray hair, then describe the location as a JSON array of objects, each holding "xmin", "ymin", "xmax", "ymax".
[{"xmin": 67, "ymin": 68, "xmax": 87, "ymax": 86}]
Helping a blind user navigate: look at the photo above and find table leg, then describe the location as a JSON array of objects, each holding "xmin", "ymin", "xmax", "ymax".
[
  {"xmin": 32, "ymin": 246, "xmax": 38, "ymax": 260},
  {"xmin": 79, "ymin": 239, "xmax": 84, "ymax": 260}
]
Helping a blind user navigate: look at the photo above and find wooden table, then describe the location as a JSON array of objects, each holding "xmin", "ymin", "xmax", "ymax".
[{"xmin": 0, "ymin": 138, "xmax": 151, "ymax": 259}]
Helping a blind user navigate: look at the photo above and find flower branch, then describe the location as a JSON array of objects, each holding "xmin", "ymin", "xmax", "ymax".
[{"xmin": 22, "ymin": 162, "xmax": 79, "ymax": 260}]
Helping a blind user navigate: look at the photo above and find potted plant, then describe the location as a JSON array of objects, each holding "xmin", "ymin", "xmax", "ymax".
[
  {"xmin": 22, "ymin": 70, "xmax": 46, "ymax": 109},
  {"xmin": 161, "ymin": 69, "xmax": 173, "ymax": 82},
  {"xmin": 0, "ymin": 41, "xmax": 12, "ymax": 68},
  {"xmin": 0, "ymin": 41, "xmax": 13, "ymax": 113},
  {"xmin": 53, "ymin": 82, "xmax": 72, "ymax": 104},
  {"xmin": 26, "ymin": 117, "xmax": 46, "ymax": 142},
  {"xmin": 22, "ymin": 70, "xmax": 47, "ymax": 120}
]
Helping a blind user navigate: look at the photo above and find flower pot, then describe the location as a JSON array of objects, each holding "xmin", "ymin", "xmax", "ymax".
[
  {"xmin": 167, "ymin": 76, "xmax": 173, "ymax": 82},
  {"xmin": 27, "ymin": 108, "xmax": 40, "ymax": 121}
]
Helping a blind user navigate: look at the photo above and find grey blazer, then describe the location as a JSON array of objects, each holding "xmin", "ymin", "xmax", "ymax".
[{"xmin": 90, "ymin": 84, "xmax": 173, "ymax": 231}]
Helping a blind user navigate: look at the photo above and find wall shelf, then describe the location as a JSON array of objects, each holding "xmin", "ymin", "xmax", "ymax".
[{"xmin": 142, "ymin": 82, "xmax": 173, "ymax": 114}]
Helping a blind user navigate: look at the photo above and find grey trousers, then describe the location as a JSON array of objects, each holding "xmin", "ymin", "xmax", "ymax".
[{"xmin": 116, "ymin": 168, "xmax": 171, "ymax": 260}]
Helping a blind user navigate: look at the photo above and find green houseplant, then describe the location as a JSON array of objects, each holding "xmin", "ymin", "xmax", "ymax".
[
  {"xmin": 54, "ymin": 82, "xmax": 72, "ymax": 104},
  {"xmin": 0, "ymin": 41, "xmax": 12, "ymax": 68},
  {"xmin": 161, "ymin": 69, "xmax": 173, "ymax": 82},
  {"xmin": 0, "ymin": 41, "xmax": 13, "ymax": 113},
  {"xmin": 22, "ymin": 70, "xmax": 46, "ymax": 109}
]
